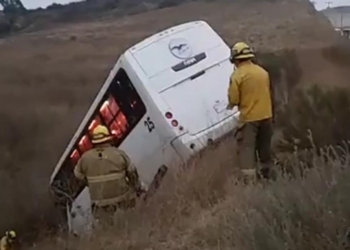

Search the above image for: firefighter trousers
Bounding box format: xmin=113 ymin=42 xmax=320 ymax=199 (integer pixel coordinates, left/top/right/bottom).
xmin=235 ymin=118 xmax=274 ymax=181
xmin=91 ymin=198 xmax=136 ymax=227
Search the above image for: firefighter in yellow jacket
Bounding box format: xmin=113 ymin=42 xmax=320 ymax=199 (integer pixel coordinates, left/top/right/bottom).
xmin=0 ymin=231 xmax=16 ymax=250
xmin=227 ymin=42 xmax=274 ymax=182
xmin=74 ymin=125 xmax=143 ymax=220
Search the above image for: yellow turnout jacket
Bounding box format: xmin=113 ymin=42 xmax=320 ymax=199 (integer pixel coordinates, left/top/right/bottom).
xmin=74 ymin=144 xmax=141 ymax=207
xmin=228 ymin=60 xmax=273 ymax=123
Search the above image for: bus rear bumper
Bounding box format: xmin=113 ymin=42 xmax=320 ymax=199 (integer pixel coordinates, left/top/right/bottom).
xmin=170 ymin=112 xmax=240 ymax=162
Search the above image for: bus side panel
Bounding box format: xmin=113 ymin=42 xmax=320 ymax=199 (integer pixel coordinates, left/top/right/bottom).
xmin=121 ymin=55 xmax=183 ymax=185
xmin=119 ymin=117 xmax=165 ymax=187
xmin=125 ymin=54 xmax=178 ymax=143
xmin=68 ymin=186 xmax=93 ymax=235
xmin=127 ymin=52 xmax=189 ymax=145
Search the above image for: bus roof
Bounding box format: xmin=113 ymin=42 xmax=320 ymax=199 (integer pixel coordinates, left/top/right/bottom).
xmin=128 ymin=20 xmax=207 ymax=54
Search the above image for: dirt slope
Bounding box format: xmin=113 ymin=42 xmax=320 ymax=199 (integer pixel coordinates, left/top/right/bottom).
xmin=0 ymin=0 xmax=346 ymax=235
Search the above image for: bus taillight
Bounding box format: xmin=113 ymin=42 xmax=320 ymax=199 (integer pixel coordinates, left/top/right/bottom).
xmin=165 ymin=112 xmax=173 ymax=119
xmin=171 ymin=119 xmax=179 ymax=127
xmin=166 ymin=112 xmax=181 ymax=129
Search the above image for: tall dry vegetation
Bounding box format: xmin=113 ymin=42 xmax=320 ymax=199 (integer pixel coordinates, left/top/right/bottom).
xmin=25 ymin=47 xmax=350 ymax=249
xmin=0 ymin=42 xmax=109 ymax=237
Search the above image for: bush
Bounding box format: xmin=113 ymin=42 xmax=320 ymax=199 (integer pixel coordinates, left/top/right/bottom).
xmin=276 ymin=85 xmax=350 ymax=152
xmin=256 ymin=49 xmax=303 ymax=108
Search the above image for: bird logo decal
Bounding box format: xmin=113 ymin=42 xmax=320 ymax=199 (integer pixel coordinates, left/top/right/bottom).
xmin=169 ymin=38 xmax=193 ymax=59
xmin=171 ymin=43 xmax=187 ymax=52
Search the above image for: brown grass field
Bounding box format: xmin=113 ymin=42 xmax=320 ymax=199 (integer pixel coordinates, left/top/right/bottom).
xmin=1 ymin=0 xmax=350 ymax=248
xmin=30 ymin=136 xmax=350 ymax=250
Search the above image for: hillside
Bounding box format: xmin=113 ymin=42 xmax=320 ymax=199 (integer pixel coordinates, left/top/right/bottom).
xmin=0 ymin=0 xmax=349 ymax=241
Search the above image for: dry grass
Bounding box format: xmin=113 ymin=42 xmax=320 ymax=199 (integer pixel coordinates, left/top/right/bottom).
xmin=28 ymin=119 xmax=350 ymax=250
xmin=25 ymin=50 xmax=350 ymax=248
xmin=0 ymin=0 xmax=350 ymax=246
xmin=23 ymin=75 xmax=350 ymax=249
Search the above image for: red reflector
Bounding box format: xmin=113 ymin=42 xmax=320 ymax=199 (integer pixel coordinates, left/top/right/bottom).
xmin=171 ymin=119 xmax=178 ymax=127
xmin=165 ymin=112 xmax=173 ymax=119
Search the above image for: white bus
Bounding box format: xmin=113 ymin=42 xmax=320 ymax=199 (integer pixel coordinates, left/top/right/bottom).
xmin=49 ymin=20 xmax=239 ymax=234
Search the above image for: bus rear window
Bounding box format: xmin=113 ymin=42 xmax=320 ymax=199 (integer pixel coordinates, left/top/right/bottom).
xmin=72 ymin=68 xmax=146 ymax=156
xmin=88 ymin=115 xmax=103 ymax=137
xmin=78 ymin=135 xmax=92 ymax=153
xmin=97 ymin=68 xmax=146 ymax=145
xmin=70 ymin=149 xmax=80 ymax=165
xmin=109 ymin=112 xmax=128 ymax=138
xmin=108 ymin=96 xmax=120 ymax=115
xmin=99 ymin=96 xmax=120 ymax=125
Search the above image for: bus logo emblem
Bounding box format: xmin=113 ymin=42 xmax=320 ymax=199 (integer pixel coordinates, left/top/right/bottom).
xmin=168 ymin=38 xmax=193 ymax=59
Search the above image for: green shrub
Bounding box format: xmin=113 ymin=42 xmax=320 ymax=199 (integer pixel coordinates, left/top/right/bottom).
xmin=254 ymin=49 xmax=350 ymax=154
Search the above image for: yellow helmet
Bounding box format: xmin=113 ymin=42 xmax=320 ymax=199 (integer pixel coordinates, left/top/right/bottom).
xmin=6 ymin=230 xmax=16 ymax=240
xmin=91 ymin=125 xmax=113 ymax=144
xmin=231 ymin=42 xmax=255 ymax=60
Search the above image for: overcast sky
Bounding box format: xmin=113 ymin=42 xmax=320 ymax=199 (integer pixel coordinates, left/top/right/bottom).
xmin=313 ymin=0 xmax=350 ymax=9
xmin=15 ymin=0 xmax=350 ymax=10
xmin=21 ymin=0 xmax=78 ymax=9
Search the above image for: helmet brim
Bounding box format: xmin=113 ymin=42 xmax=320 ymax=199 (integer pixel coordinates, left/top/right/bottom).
xmin=234 ymin=53 xmax=255 ymax=60
xmin=91 ymin=135 xmax=114 ymax=144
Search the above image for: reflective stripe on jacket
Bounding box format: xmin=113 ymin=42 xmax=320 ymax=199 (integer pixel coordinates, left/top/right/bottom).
xmin=74 ymin=145 xmax=139 ymax=207
xmin=228 ymin=60 xmax=273 ymax=122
